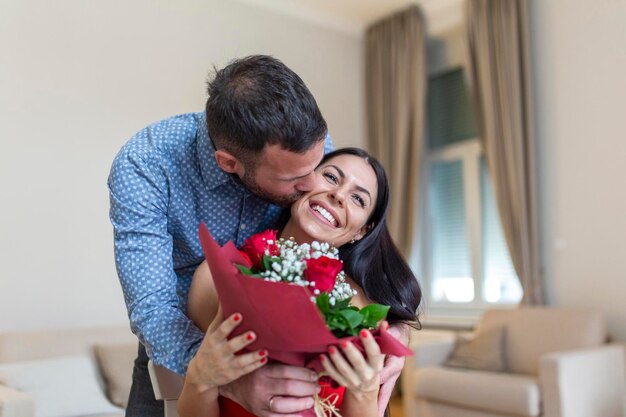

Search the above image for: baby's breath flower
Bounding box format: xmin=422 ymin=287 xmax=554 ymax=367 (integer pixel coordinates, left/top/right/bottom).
xmin=246 ymin=236 xmax=357 ymax=305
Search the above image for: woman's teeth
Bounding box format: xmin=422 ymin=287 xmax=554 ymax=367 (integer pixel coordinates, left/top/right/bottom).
xmin=312 ymin=204 xmax=337 ymax=226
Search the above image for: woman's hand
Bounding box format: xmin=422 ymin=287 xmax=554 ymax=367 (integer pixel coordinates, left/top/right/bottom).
xmin=186 ymin=311 xmax=268 ymax=392
xmin=178 ymin=310 xmax=269 ymax=417
xmin=319 ymin=322 xmax=386 ymax=399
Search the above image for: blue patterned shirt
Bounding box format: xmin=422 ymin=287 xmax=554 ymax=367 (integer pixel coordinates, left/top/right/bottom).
xmin=108 ymin=112 xmax=332 ymax=374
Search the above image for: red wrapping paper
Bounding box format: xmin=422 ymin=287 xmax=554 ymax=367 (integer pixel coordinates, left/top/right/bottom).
xmin=198 ymin=222 xmax=413 ymax=371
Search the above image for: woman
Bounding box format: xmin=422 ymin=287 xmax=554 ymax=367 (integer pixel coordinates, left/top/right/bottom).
xmin=180 ymin=148 xmax=422 ymax=417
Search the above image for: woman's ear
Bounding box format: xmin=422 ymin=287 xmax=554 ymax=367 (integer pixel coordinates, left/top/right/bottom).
xmin=353 ymin=224 xmax=372 ymax=242
xmin=214 ymin=150 xmax=244 ymax=175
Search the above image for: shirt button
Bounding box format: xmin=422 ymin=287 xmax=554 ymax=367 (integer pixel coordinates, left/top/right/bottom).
xmin=240 ymin=224 xmax=246 ymax=230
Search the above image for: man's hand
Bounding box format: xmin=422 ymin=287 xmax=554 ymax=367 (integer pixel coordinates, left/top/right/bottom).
xmin=377 ymin=323 xmax=410 ymax=417
xmin=219 ymin=363 xmax=320 ymax=417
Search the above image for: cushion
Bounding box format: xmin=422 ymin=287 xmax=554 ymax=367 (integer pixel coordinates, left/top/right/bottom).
xmin=414 ymin=366 xmax=540 ymax=416
xmin=444 ymin=326 xmax=505 ymax=372
xmin=0 ymin=355 xmax=123 ymax=417
xmin=93 ymin=343 xmax=136 ymax=407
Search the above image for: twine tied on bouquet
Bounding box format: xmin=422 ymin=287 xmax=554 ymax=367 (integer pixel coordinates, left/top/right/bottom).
xmin=313 ymin=391 xmax=341 ymax=417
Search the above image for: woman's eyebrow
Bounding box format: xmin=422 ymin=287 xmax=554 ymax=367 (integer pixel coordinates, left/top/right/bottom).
xmin=357 ymin=186 xmax=371 ymax=200
xmin=326 ymin=164 xmax=371 ymax=200
xmin=326 ymin=164 xmax=345 ymax=178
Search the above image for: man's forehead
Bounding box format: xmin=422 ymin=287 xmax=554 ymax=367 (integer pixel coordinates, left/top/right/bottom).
xmin=260 ymin=142 xmax=325 ymax=177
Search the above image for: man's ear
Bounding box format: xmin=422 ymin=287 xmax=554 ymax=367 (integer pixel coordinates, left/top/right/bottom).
xmin=214 ymin=150 xmax=244 ymax=176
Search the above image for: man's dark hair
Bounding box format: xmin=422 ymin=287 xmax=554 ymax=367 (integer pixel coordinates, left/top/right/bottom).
xmin=206 ymin=55 xmax=327 ymax=156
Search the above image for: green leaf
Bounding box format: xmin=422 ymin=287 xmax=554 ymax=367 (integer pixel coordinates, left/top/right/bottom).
xmin=328 ymin=316 xmax=348 ymax=331
xmin=339 ymin=309 xmax=363 ymax=329
xmin=360 ymin=304 xmax=390 ymax=328
xmin=316 ymin=295 xmax=391 ymax=337
xmin=262 ymin=255 xmax=273 ymax=271
xmin=316 ymin=293 xmax=331 ymax=315
xmin=235 ymin=264 xmax=258 ymax=276
xmin=334 ymin=298 xmax=352 ymax=310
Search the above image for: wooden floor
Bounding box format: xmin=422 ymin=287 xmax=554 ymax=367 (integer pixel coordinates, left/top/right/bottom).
xmin=389 ymin=395 xmax=404 ymax=417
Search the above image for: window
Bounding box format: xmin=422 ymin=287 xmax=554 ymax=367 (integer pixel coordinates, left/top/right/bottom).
xmin=420 ymin=68 xmax=522 ymax=324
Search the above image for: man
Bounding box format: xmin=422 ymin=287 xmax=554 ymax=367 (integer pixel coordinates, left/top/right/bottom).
xmin=109 ymin=55 xmax=404 ymax=417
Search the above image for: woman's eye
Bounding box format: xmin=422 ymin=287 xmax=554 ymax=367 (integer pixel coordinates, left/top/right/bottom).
xmin=353 ymin=194 xmax=365 ymax=208
xmin=323 ymin=172 xmax=338 ymax=184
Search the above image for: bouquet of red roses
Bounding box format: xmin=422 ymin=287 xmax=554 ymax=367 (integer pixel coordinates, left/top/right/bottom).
xmin=198 ymin=223 xmax=412 ymax=368
xmin=236 ymin=229 xmax=391 ymax=339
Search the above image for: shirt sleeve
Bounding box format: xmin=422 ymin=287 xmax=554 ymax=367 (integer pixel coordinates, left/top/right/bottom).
xmin=108 ymin=145 xmax=203 ymax=375
xmin=324 ymin=132 xmax=334 ymax=154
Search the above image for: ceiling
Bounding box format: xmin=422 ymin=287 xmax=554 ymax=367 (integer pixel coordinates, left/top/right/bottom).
xmin=235 ymin=0 xmax=464 ymax=36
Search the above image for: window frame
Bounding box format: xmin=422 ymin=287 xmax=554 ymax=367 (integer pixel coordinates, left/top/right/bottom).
xmin=420 ymin=139 xmax=519 ymax=326
xmin=413 ymin=24 xmax=519 ymax=327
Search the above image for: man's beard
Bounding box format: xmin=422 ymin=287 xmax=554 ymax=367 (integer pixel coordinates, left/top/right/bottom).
xmin=241 ymin=171 xmax=304 ymax=207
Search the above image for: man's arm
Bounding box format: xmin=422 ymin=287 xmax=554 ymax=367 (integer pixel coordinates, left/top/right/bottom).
xmin=323 ymin=132 xmax=334 ymax=154
xmin=109 ymin=146 xmax=203 ymax=374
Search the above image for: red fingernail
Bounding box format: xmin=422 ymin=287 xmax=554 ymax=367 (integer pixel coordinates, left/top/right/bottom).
xmin=319 ymin=355 xmax=325 ymax=362
xmin=360 ymin=330 xmax=369 ymax=338
xmin=246 ymin=332 xmax=255 ymax=341
xmin=260 ymin=357 xmax=267 ymax=364
xmin=340 ymin=341 xmax=349 ymax=349
xmin=329 ymin=346 xmax=337 ymax=354
xmin=259 ymin=350 xmax=267 ymax=357
xmin=233 ymin=313 xmax=241 ymax=322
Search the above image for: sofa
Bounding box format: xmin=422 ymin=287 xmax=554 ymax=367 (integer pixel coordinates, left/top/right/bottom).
xmin=0 ymin=326 xmax=137 ymax=417
xmin=402 ymin=307 xmax=626 ymax=417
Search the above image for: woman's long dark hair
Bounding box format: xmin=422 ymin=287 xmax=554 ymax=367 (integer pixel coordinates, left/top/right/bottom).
xmin=321 ymin=148 xmax=422 ymax=329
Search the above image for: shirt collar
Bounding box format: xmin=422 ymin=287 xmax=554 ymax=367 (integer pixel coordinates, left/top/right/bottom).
xmin=196 ymin=112 xmax=233 ymax=190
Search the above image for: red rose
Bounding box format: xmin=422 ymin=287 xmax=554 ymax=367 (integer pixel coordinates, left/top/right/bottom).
xmin=241 ymin=230 xmax=279 ymax=270
xmin=304 ymin=256 xmax=343 ymax=293
xmin=237 ymin=250 xmax=253 ymax=268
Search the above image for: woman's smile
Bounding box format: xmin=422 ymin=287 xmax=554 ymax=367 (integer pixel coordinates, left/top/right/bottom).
xmin=309 ymin=200 xmax=340 ymax=228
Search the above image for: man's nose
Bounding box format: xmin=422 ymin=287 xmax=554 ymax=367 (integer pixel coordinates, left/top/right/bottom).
xmin=294 ymin=172 xmax=316 ymax=192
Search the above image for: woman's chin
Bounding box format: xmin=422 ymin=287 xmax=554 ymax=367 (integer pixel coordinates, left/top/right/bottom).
xmin=304 ymin=228 xmax=350 ymax=248
xmin=302 ymin=225 xmax=331 ymax=243
xmin=297 ymin=212 xmax=346 ymax=246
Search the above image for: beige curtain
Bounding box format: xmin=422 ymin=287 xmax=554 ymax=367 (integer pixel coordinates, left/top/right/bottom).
xmin=466 ymin=0 xmax=545 ymax=304
xmin=365 ymin=6 xmax=427 ymax=257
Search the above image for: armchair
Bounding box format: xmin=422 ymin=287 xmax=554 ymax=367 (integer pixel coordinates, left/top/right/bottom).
xmin=148 ymin=360 xmax=182 ymax=417
xmin=401 ymin=307 xmax=626 ymax=417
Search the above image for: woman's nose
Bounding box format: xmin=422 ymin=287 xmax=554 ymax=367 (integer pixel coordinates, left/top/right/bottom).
xmin=329 ymin=189 xmax=345 ymax=206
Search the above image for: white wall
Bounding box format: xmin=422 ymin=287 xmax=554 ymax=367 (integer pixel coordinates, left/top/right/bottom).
xmin=0 ymin=0 xmax=364 ymax=332
xmin=530 ymin=0 xmax=626 ymax=341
